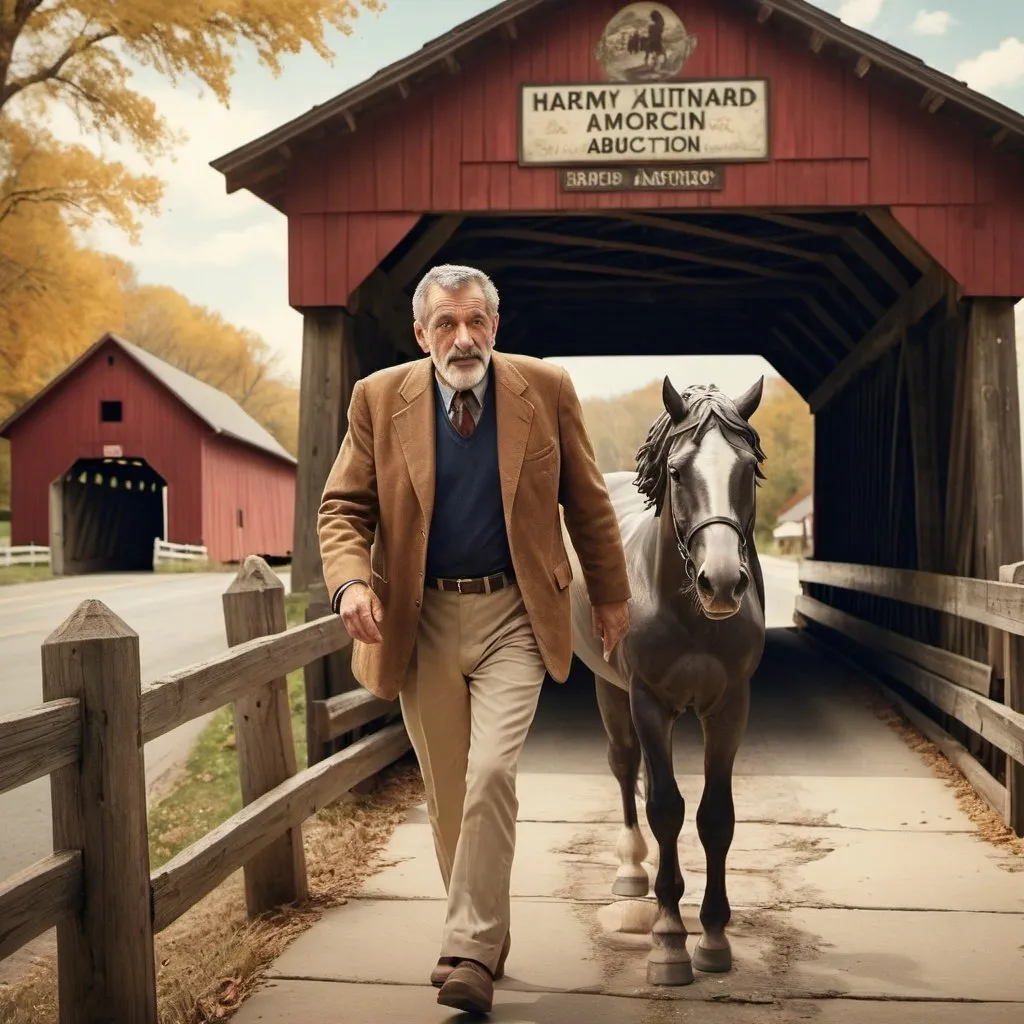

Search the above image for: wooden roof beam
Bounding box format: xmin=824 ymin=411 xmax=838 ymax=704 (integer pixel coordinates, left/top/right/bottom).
xmin=388 ymin=215 xmax=464 ymax=290
xmin=810 ymin=30 xmax=827 ymax=54
xmin=501 ymin=18 xmax=518 ymax=40
xmin=855 ymin=55 xmax=872 ymax=78
xmin=349 ymin=270 xmax=419 ymax=357
xmin=456 ymin=226 xmax=810 ymax=280
xmin=756 ymin=2 xmax=774 ymax=23
xmin=779 ymin=310 xmax=846 ymax=370
xmin=808 ymin=270 xmax=955 ymax=412
xmin=861 ymin=209 xmax=935 ymax=277
xmin=772 ymin=325 xmax=833 ymax=378
xmin=472 ymin=257 xmax=822 ymax=288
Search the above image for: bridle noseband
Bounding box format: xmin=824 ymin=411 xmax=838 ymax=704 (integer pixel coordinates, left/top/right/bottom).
xmin=672 ymin=513 xmax=748 ymax=578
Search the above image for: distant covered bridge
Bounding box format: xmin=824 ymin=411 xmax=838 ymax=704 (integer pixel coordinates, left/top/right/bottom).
xmin=212 ymin=0 xmax=1024 ymax=832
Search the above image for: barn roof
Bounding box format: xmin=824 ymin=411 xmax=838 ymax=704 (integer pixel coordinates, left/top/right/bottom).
xmin=0 ymin=333 xmax=297 ymax=466
xmin=211 ymin=0 xmax=1024 ymax=208
xmin=777 ymin=491 xmax=814 ymax=523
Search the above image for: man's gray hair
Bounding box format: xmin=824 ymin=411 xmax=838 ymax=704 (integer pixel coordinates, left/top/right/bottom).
xmin=412 ymin=264 xmax=500 ymax=324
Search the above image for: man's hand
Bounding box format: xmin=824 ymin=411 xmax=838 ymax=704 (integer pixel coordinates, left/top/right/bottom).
xmin=339 ymin=583 xmax=383 ymax=644
xmin=591 ymin=600 xmax=630 ymax=661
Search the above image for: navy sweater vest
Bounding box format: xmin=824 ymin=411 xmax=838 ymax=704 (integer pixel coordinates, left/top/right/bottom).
xmin=425 ymin=380 xmax=512 ymax=580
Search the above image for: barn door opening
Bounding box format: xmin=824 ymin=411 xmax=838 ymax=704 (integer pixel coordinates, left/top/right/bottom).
xmin=54 ymin=456 xmax=167 ymax=575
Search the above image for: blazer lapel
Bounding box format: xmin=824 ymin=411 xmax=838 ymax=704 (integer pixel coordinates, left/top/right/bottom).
xmin=492 ymin=353 xmax=534 ymax=529
xmin=392 ymin=359 xmax=436 ymax=527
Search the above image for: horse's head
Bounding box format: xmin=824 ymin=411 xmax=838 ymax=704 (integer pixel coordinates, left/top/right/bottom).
xmin=635 ymin=376 xmax=766 ymax=619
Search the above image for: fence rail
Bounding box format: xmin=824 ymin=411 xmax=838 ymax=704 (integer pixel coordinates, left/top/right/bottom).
xmin=153 ymin=538 xmax=208 ymax=564
xmin=0 ymin=555 xmax=408 ymax=1023
xmin=0 ymin=544 xmax=50 ymax=567
xmin=798 ymin=558 xmax=1024 ymax=837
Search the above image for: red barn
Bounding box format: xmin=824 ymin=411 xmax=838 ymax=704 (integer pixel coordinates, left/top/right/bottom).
xmin=0 ymin=333 xmax=297 ymax=573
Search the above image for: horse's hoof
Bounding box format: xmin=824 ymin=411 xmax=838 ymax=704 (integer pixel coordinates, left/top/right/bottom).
xmin=646 ymin=958 xmax=694 ymax=986
xmin=693 ymin=939 xmax=732 ymax=973
xmin=612 ymin=874 xmax=649 ymax=897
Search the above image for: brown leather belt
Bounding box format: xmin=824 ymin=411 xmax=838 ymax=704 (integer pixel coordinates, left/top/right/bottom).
xmin=429 ymin=571 xmax=515 ymax=595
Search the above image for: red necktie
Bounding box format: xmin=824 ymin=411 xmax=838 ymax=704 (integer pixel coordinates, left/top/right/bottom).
xmin=452 ymin=391 xmax=477 ymax=438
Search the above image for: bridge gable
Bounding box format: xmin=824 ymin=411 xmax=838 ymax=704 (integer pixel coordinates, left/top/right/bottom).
xmin=270 ymin=0 xmax=1023 ymax=303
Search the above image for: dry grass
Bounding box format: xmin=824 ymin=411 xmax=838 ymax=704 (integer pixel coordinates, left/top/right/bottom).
xmin=868 ymin=694 xmax=1024 ymax=859
xmin=0 ymin=756 xmax=425 ymax=1024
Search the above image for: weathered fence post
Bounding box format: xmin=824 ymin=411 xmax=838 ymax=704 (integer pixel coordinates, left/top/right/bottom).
xmin=999 ymin=561 xmax=1024 ymax=836
xmin=223 ymin=556 xmax=309 ymax=916
xmin=41 ymin=600 xmax=157 ymax=1024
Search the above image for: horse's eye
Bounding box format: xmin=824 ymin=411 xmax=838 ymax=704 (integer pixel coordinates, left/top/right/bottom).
xmin=668 ymin=466 xmax=679 ymax=481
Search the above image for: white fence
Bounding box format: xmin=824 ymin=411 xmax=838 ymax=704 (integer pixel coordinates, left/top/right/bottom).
xmin=0 ymin=544 xmax=50 ymax=567
xmin=153 ymin=539 xmax=208 ymax=565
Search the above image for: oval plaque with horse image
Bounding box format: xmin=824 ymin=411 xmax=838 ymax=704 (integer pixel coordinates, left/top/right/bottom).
xmin=593 ymin=2 xmax=698 ymax=83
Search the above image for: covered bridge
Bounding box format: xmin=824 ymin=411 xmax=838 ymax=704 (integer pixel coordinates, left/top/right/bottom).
xmin=212 ymin=0 xmax=1024 ymax=832
xmin=0 ymin=332 xmax=297 ymax=572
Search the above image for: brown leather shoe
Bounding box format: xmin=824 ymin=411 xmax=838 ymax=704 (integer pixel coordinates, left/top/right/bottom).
xmin=436 ymin=960 xmax=493 ymax=1014
xmin=429 ymin=956 xmax=458 ymax=987
xmin=430 ymin=932 xmax=510 ymax=988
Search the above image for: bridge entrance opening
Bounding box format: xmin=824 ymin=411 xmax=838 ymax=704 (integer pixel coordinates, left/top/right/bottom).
xmin=50 ymin=456 xmax=167 ymax=575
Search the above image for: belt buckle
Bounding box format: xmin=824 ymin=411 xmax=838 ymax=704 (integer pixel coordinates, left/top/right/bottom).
xmin=455 ymin=577 xmax=468 ymax=594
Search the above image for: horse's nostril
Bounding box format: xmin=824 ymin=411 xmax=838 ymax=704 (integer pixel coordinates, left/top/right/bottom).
xmin=734 ymin=568 xmax=750 ymax=599
xmin=696 ymin=569 xmax=714 ymax=598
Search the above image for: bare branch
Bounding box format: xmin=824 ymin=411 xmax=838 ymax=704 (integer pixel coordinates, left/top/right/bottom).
xmin=0 ymin=28 xmax=117 ymax=107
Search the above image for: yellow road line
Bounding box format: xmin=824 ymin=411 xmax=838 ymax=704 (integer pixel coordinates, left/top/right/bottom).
xmin=0 ymin=580 xmax=153 ymax=612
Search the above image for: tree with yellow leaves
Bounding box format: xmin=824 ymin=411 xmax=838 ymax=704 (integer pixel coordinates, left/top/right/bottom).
xmin=0 ymin=0 xmax=384 ymax=232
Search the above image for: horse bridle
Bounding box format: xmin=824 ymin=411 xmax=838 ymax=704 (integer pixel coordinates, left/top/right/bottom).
xmin=671 ymin=512 xmax=749 ymax=579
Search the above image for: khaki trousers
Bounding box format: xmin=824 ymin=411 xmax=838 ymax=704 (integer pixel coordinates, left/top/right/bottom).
xmin=399 ymin=583 xmax=546 ymax=972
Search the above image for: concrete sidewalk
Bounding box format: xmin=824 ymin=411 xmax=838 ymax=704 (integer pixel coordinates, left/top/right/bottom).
xmin=234 ymin=773 xmax=1024 ymax=1022
xmin=233 ymin=632 xmax=1024 ymax=1022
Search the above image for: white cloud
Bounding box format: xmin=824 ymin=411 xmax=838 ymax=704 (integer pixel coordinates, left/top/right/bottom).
xmin=955 ymin=37 xmax=1024 ymax=93
xmin=88 ymin=217 xmax=286 ymax=269
xmin=911 ymin=9 xmax=953 ymax=35
xmin=838 ymin=0 xmax=884 ymax=29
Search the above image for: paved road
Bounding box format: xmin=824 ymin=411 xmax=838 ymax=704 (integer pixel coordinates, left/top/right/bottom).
xmin=0 ymin=568 xmax=290 ymax=883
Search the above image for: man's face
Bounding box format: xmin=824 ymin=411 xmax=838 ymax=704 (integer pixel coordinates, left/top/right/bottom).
xmin=414 ymin=283 xmax=499 ymax=391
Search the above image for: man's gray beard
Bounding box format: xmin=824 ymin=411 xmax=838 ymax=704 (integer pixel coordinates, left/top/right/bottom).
xmin=438 ymin=350 xmax=489 ymax=389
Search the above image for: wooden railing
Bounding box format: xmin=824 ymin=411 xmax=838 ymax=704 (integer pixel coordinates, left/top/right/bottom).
xmin=797 ymin=558 xmax=1024 ymax=838
xmin=0 ymin=555 xmax=409 ymax=1023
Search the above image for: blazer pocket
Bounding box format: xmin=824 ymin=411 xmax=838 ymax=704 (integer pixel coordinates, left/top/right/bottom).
xmin=523 ymin=441 xmax=557 ymax=463
xmin=553 ymin=559 xmax=573 ymax=590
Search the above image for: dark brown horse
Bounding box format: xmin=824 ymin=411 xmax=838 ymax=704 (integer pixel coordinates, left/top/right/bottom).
xmin=562 ymin=376 xmax=768 ymax=985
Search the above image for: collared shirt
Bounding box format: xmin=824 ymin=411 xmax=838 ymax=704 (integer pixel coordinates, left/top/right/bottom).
xmin=435 ymin=369 xmax=489 ymax=427
xmin=332 ymin=365 xmax=491 ymax=612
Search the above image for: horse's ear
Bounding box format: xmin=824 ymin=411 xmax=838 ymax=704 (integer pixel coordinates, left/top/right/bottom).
xmin=662 ymin=376 xmax=688 ymax=423
xmin=733 ymin=376 xmax=764 ymax=421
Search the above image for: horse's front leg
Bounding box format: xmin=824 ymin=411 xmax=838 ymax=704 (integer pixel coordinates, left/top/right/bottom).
xmin=630 ymin=679 xmax=692 ymax=986
xmin=693 ymin=685 xmax=750 ymax=973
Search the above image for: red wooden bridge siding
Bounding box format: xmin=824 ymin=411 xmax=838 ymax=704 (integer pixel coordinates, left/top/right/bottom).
xmin=5 ymin=337 xmax=296 ymax=563
xmin=284 ymin=0 xmax=1024 ymax=304
xmin=201 ymin=435 xmax=296 ymax=563
xmin=7 ymin=345 xmax=205 ymax=547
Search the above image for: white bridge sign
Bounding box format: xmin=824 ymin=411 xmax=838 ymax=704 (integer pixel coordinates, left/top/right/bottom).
xmin=519 ymin=80 xmax=769 ymax=166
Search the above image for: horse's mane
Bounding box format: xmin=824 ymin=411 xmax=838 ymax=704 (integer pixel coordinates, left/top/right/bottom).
xmin=634 ymin=384 xmax=767 ymax=516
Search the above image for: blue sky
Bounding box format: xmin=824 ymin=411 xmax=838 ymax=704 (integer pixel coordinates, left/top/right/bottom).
xmin=54 ymin=0 xmax=1024 ymax=398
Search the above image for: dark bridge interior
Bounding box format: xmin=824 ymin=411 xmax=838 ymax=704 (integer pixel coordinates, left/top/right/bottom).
xmin=381 ymin=210 xmax=926 ymax=399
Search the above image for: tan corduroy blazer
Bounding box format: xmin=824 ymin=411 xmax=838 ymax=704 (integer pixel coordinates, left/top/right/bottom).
xmin=317 ymin=351 xmax=631 ymax=701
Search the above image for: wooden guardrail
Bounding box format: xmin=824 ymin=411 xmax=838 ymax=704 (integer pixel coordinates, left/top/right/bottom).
xmin=0 ymin=555 xmax=409 ymax=1022
xmin=797 ymin=558 xmax=1024 ymax=838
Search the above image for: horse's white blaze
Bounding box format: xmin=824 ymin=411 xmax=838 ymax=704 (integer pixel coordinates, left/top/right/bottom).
xmin=690 ymin=428 xmax=740 ymax=524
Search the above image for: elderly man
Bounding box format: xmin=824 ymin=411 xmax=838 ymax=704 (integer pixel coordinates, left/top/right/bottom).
xmin=317 ymin=264 xmax=630 ymax=1015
